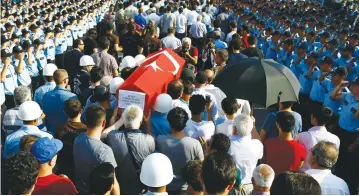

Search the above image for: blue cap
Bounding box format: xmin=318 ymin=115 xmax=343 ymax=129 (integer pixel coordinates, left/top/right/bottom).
xmin=30 ymin=137 xmax=63 ymax=164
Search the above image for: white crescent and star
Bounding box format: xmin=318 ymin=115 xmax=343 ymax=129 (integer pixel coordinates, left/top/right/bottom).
xmin=143 ymin=61 xmax=163 ymax=72
xmin=141 ymin=50 xmax=180 ymax=75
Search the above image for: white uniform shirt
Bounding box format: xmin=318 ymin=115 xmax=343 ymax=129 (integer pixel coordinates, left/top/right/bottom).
xmin=229 ymin=135 xmax=263 ymax=184
xmin=305 ymin=169 xmax=350 ymax=195
xmin=176 ymin=13 xmax=187 ymax=34
xmin=184 ymin=119 xmax=215 ymax=141
xmin=295 ymin=126 xmax=340 ymax=171
xmin=187 ymin=10 xmax=199 ymax=26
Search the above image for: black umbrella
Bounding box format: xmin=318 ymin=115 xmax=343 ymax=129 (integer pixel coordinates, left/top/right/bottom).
xmin=213 ymin=58 xmax=301 ymax=108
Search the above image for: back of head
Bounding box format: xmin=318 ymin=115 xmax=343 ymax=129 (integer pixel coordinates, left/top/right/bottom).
xmin=14 ymin=86 xmax=31 ymax=106
xmin=99 ymin=36 xmax=110 ymax=50
xmin=216 ymin=49 xmax=229 ymax=62
xmin=311 ymin=106 xmax=332 ymax=126
xmin=167 ymin=107 xmax=189 ymax=132
xmin=19 ymin=135 xmax=40 ymax=152
xmin=4 ymin=151 xmax=40 ymax=195
xmin=271 ymin=171 xmax=322 ymax=195
xmin=276 ymin=111 xmax=295 ymax=133
xmin=167 ymin=80 xmax=184 ymax=99
xmin=280 ymin=101 xmax=295 ymax=110
xmin=90 ymin=67 xmax=104 ymax=83
xmin=202 ymin=151 xmax=237 ymax=194
xmin=231 ymin=38 xmax=242 ymax=51
xmin=221 ymin=97 xmax=240 ymax=115
xmin=182 ymin=160 xmax=204 ymax=192
xmin=248 ymin=36 xmax=257 ymax=46
xmin=90 ymin=162 xmax=115 ymax=195
xmin=53 ymin=69 xmax=68 ymax=85
xmin=210 ymin=133 xmax=231 ymax=152
xmin=189 ymin=95 xmax=206 ymax=115
xmin=85 ymin=105 xmax=106 ymax=129
xmin=123 ymin=105 xmax=143 ymax=129
xmin=233 ymin=115 xmax=253 ymax=136
xmin=204 ymin=69 xmax=214 ymax=84
xmin=253 ymin=164 xmax=275 ymax=189
xmin=311 ymin=141 xmax=339 ymax=169
xmin=182 ymin=80 xmax=194 ymax=95
xmin=64 ymin=98 xmax=82 ymax=118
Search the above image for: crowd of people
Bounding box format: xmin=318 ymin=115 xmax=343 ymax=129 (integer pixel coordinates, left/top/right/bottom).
xmin=1 ymin=0 xmax=359 ymax=195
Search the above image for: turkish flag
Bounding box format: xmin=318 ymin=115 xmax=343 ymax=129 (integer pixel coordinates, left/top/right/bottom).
xmin=117 ymin=48 xmax=185 ymax=114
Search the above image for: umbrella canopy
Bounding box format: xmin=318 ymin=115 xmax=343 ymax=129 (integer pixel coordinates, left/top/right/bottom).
xmin=213 ymin=58 xmax=301 ymax=108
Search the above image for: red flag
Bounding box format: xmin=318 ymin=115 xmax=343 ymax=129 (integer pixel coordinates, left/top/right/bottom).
xmin=117 ymin=48 xmax=185 ymax=114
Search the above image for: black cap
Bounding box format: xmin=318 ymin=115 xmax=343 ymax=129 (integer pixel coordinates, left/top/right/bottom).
xmin=33 ymin=39 xmax=45 ymax=45
xmin=181 ymin=68 xmax=195 ymax=82
xmin=11 ymin=34 xmax=20 ymax=40
xmin=22 ymin=40 xmax=33 ymax=49
xmin=12 ymin=45 xmax=24 ymax=53
xmin=90 ymin=85 xmax=110 ymax=102
xmin=331 ymin=66 xmax=348 ymax=77
xmin=54 ymin=27 xmax=64 ymax=33
xmin=342 ymin=45 xmax=355 ymax=53
xmin=63 ymin=21 xmax=70 ymax=27
xmin=1 ymin=48 xmax=13 ymax=57
xmin=29 ymin=24 xmax=39 ymax=30
xmin=307 ymin=52 xmax=319 ymax=59
xmin=21 ymin=28 xmax=30 ymax=35
xmin=44 ymin=27 xmax=54 ymax=34
xmin=195 ymin=71 xmax=208 ymax=84
xmin=320 ymin=56 xmax=333 ymax=65
xmin=1 ymin=35 xmax=9 ymax=43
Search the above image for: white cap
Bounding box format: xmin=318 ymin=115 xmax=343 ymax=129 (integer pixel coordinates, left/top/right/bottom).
xmin=18 ymin=101 xmax=43 ymax=121
xmin=153 ymin=93 xmax=173 ymax=113
xmin=109 ymin=77 xmax=124 ymax=94
xmin=43 ymin=63 xmax=58 ymax=76
xmin=80 ymin=55 xmax=95 ymax=66
xmin=121 ymin=56 xmax=136 ymax=68
xmin=140 ymin=153 xmax=173 ymax=187
xmin=134 ymin=54 xmax=146 ymax=66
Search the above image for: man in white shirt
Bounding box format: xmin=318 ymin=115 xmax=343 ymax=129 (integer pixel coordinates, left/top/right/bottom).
xmin=305 ymin=141 xmax=350 ymax=195
xmin=186 ymin=9 xmax=199 ymax=27
xmin=175 ymin=7 xmax=187 ymax=41
xmin=229 ymin=114 xmax=263 ymax=195
xmin=146 ymin=8 xmax=160 ymax=25
xmin=215 ymin=97 xmax=240 ymax=137
xmin=201 ymin=7 xmax=211 ymax=27
xmin=167 ymin=80 xmax=191 ymax=118
xmin=124 ymin=0 xmax=138 ymax=19
xmin=295 ymin=106 xmax=340 ymax=171
xmin=184 ymin=94 xmax=215 ymax=141
xmin=189 ymin=15 xmax=207 ymax=52
xmin=161 ymin=27 xmax=182 ymax=50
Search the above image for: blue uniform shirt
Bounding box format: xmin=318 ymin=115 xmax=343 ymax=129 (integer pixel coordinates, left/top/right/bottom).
xmin=13 ymin=59 xmax=32 ymax=86
xmin=309 ymin=72 xmax=327 ymax=103
xmin=323 ymin=81 xmax=350 ymax=116
xmin=66 ymin=30 xmax=74 ymax=47
xmin=24 ymin=52 xmax=40 ymax=77
xmin=150 ymin=111 xmax=171 ymax=137
xmin=3 ymin=125 xmax=53 ymax=158
xmin=34 ymin=81 xmax=56 ymax=106
xmin=277 ymin=50 xmax=295 ymax=68
xmin=42 ymin=86 xmax=78 ymax=134
xmin=36 ymin=50 xmax=47 ymax=71
xmin=265 ymin=41 xmax=279 ymax=60
xmin=0 ymin=63 xmax=18 ymax=95
xmin=44 ymin=39 xmax=56 ymax=60
xmin=339 ymin=93 xmax=359 ymax=132
xmin=298 ymin=64 xmax=320 ymax=94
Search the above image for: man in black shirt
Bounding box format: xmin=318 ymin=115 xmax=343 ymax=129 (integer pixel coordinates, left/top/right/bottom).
xmin=242 ymin=36 xmax=264 ymax=58
xmin=81 ymin=66 xmax=104 ymax=106
xmin=84 ymin=28 xmax=98 ymax=56
xmin=73 ymin=55 xmax=94 ymax=101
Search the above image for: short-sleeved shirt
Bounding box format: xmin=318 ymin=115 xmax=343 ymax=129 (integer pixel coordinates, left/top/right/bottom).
xmin=264 ymin=138 xmax=306 ymax=176
xmin=215 ymin=119 xmax=234 ymax=137
xmin=151 ymin=111 xmax=171 ymax=137
xmin=156 ymin=135 xmax=204 ymax=191
xmin=339 ymin=93 xmax=359 ymax=132
xmin=33 ymin=174 xmax=78 ymax=195
xmin=73 ymin=132 xmax=117 ymax=194
xmin=0 ymin=63 xmax=18 ymax=95
xmin=91 ymin=50 xmax=119 ymax=77
xmin=161 ymin=35 xmax=182 ymax=50
xmin=176 ymin=14 xmax=187 ymax=34
xmin=261 ymin=111 xmax=302 ymax=139
xmin=184 ymin=119 xmax=215 ymax=141
xmin=106 ymin=129 xmax=155 ymax=195
xmin=160 ymin=13 xmax=176 ymax=34
xmin=106 ymin=34 xmax=120 ymax=56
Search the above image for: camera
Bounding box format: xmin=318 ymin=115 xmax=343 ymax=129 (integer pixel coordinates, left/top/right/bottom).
xmin=182 ymin=45 xmax=190 ymax=52
xmin=208 ymin=43 xmax=215 ymax=50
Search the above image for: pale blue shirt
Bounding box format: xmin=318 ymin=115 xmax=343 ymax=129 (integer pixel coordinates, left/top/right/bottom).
xmin=34 ymin=82 xmax=56 ymax=106
xmin=3 ymin=125 xmax=53 ymax=158
xmin=13 ymin=59 xmax=32 ymax=86
xmin=339 ymin=93 xmax=359 ymax=132
xmin=0 ymin=63 xmax=18 ymax=95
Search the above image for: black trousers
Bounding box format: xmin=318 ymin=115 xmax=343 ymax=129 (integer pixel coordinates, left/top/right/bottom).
xmin=333 ymin=126 xmax=359 ymax=194
xmin=175 ymin=32 xmax=186 ymax=41
xmin=191 ymin=37 xmax=205 ymax=54
xmin=31 ymin=76 xmax=41 ymax=94
xmin=294 ymin=94 xmax=311 ymax=131
xmin=55 ymin=53 xmax=65 ymax=69
xmin=5 ymin=94 xmax=15 ymax=109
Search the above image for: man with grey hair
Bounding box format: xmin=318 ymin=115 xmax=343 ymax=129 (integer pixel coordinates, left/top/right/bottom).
xmin=3 ymin=86 xmax=47 ymax=136
xmin=228 ymin=115 xmax=263 ymax=195
xmin=252 ymin=164 xmax=275 ymax=195
xmin=305 ymin=141 xmax=350 ymax=195
xmin=107 ymin=105 xmax=155 ymax=194
xmin=175 ymin=37 xmax=198 ymax=65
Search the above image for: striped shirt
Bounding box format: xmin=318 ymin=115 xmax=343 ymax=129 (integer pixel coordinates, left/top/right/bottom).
xmin=3 ymin=107 xmax=48 ymax=136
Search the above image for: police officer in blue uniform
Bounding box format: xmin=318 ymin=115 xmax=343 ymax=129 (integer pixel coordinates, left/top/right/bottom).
xmin=43 ymin=27 xmax=56 ymax=63
xmin=54 ymin=27 xmax=66 ymax=69
xmin=0 ymin=49 xmax=18 ymax=109
xmin=22 ymin=40 xmax=40 ymax=92
xmin=12 ymin=45 xmax=32 ymax=88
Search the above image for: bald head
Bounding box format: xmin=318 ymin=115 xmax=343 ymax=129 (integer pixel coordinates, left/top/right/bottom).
xmin=197 ymin=15 xmax=203 ymax=22
xmin=204 ymin=69 xmax=214 ymax=84
xmin=253 ymin=164 xmax=275 ymax=189
xmin=54 ymin=69 xmax=69 ymax=86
